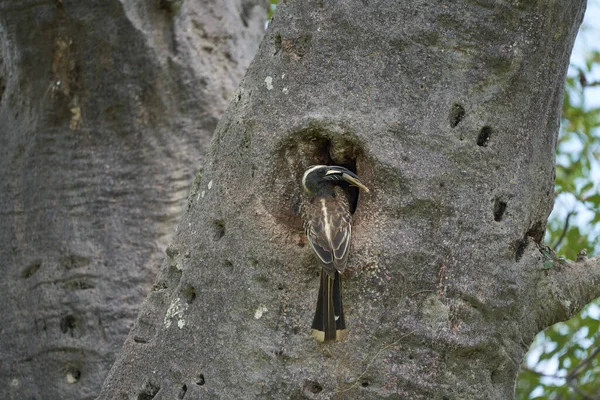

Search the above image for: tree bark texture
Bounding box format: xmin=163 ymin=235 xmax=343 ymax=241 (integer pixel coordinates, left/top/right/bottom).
xmin=99 ymin=1 xmax=595 ymax=399
xmin=0 ymin=1 xmax=265 ymax=399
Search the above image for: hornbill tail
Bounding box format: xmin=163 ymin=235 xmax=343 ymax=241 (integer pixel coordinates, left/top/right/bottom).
xmin=311 ymin=270 xmax=346 ymax=342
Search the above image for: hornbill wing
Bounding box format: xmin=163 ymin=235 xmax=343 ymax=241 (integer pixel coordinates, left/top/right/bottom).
xmin=305 ymin=205 xmax=334 ymax=267
xmin=330 ymin=200 xmax=351 ymax=266
xmin=304 ymin=191 xmax=352 ymax=274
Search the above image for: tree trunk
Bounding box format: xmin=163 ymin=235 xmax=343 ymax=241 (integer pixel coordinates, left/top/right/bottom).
xmin=0 ymin=1 xmax=265 ymax=399
xmin=99 ymin=1 xmax=599 ymax=399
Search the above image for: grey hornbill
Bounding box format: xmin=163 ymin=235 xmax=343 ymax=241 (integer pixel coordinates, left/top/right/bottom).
xmin=301 ymin=165 xmax=369 ymax=342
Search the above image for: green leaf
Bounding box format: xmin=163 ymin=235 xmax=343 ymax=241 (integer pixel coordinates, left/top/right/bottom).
xmin=583 ymin=193 xmax=600 ymax=206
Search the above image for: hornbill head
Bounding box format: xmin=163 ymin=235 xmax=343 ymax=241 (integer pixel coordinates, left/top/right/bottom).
xmin=302 ymin=165 xmax=370 ymax=195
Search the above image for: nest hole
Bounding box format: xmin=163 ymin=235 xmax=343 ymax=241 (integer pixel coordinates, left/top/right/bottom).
xmin=268 ymin=128 xmax=370 ymax=232
xmin=449 ymin=103 xmax=465 ymax=128
xmin=22 ymin=261 xmax=42 ymax=279
xmin=477 ymin=126 xmax=492 ymax=147
xmin=514 ymin=239 xmax=527 ymax=262
xmin=213 ymin=220 xmax=225 ymax=241
xmin=60 ymin=315 xmax=77 ymax=337
xmin=182 ymin=285 xmax=197 ymax=304
xmin=493 ymin=198 xmax=507 ymax=221
xmin=178 ymin=384 xmax=187 ymax=399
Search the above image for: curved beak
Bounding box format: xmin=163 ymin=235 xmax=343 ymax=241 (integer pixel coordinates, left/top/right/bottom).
xmin=325 ymin=166 xmax=370 ymax=193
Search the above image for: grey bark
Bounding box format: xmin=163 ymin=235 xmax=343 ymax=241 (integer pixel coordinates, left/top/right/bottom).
xmin=0 ymin=1 xmax=265 ymax=399
xmin=98 ymin=1 xmax=594 ymax=399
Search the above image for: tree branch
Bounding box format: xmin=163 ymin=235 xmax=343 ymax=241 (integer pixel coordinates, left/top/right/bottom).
xmin=521 ymin=348 xmax=600 ymax=400
xmin=542 ymin=254 xmax=600 ymax=326
xmin=568 ymin=383 xmax=600 ymax=400
xmin=566 ymin=347 xmax=600 ymax=381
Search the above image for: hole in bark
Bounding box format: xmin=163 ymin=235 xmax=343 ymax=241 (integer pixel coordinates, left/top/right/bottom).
xmin=65 ymin=368 xmax=81 ymax=383
xmin=477 ymin=126 xmax=492 ymax=147
xmin=166 ymin=245 xmax=179 ymax=259
xmin=307 ymin=381 xmax=323 ymax=393
xmin=514 ymin=239 xmax=527 ymax=262
xmin=152 ymin=281 xmax=168 ymax=291
xmin=293 ymin=326 xmax=300 ymax=334
xmin=213 ymin=220 xmax=225 ymax=240
xmin=178 ymin=384 xmax=187 ymax=399
xmin=493 ymin=198 xmax=507 ymax=221
xmin=269 ymin=127 xmax=369 ymax=233
xmin=137 ymin=381 xmax=160 ymax=400
xmin=133 ymin=336 xmax=149 ymax=344
xmin=196 ymin=374 xmax=205 ymax=386
xmin=277 ymin=284 xmax=284 ymax=290
xmin=449 ymin=104 xmax=465 ymax=128
xmin=361 ymin=379 xmax=370 ymax=387
xmin=60 ymin=315 xmax=77 ymax=337
xmin=22 ymin=261 xmax=42 ymax=279
xmin=182 ymin=285 xmax=197 ymax=304
xmin=273 ymin=33 xmax=282 ymax=54
xmin=527 ymin=221 xmax=545 ymax=243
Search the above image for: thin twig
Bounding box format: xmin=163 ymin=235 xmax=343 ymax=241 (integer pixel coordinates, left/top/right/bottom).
xmin=552 ymin=211 xmax=575 ymax=251
xmin=520 ymin=366 xmax=564 ymax=380
xmin=566 ymin=346 xmax=600 ymax=381
xmin=335 ymin=330 xmax=416 ymax=393
xmin=522 ymin=347 xmax=600 ymax=400
xmin=567 ymin=382 xmax=600 ymax=400
xmin=409 ymin=289 xmax=435 ymax=297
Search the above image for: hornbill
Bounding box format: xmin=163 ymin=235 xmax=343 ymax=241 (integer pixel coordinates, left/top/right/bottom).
xmin=301 ymin=165 xmax=369 ymax=342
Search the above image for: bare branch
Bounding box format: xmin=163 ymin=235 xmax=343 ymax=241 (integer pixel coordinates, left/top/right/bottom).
xmin=542 ymin=254 xmax=600 ymax=326
xmin=552 ymin=211 xmax=575 ymax=251
xmin=567 ymin=383 xmax=600 ymax=400
xmin=566 ymin=347 xmax=600 ymax=381
xmin=521 ymin=348 xmax=600 ymax=400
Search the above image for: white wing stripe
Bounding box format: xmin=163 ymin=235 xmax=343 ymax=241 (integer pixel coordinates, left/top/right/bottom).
xmin=320 ymin=199 xmax=332 ymax=245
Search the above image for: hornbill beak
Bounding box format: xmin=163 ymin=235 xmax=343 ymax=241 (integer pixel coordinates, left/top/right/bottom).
xmin=325 ymin=166 xmax=370 ymax=193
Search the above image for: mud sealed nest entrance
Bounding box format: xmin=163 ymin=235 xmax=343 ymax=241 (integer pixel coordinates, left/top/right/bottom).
xmin=264 ymin=124 xmax=371 ymax=232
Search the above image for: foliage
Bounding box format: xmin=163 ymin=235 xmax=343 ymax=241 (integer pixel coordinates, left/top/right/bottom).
xmin=548 ymin=50 xmax=600 ymax=261
xmin=516 ymin=46 xmax=600 ymax=399
xmin=267 ymin=0 xmax=277 ymax=20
